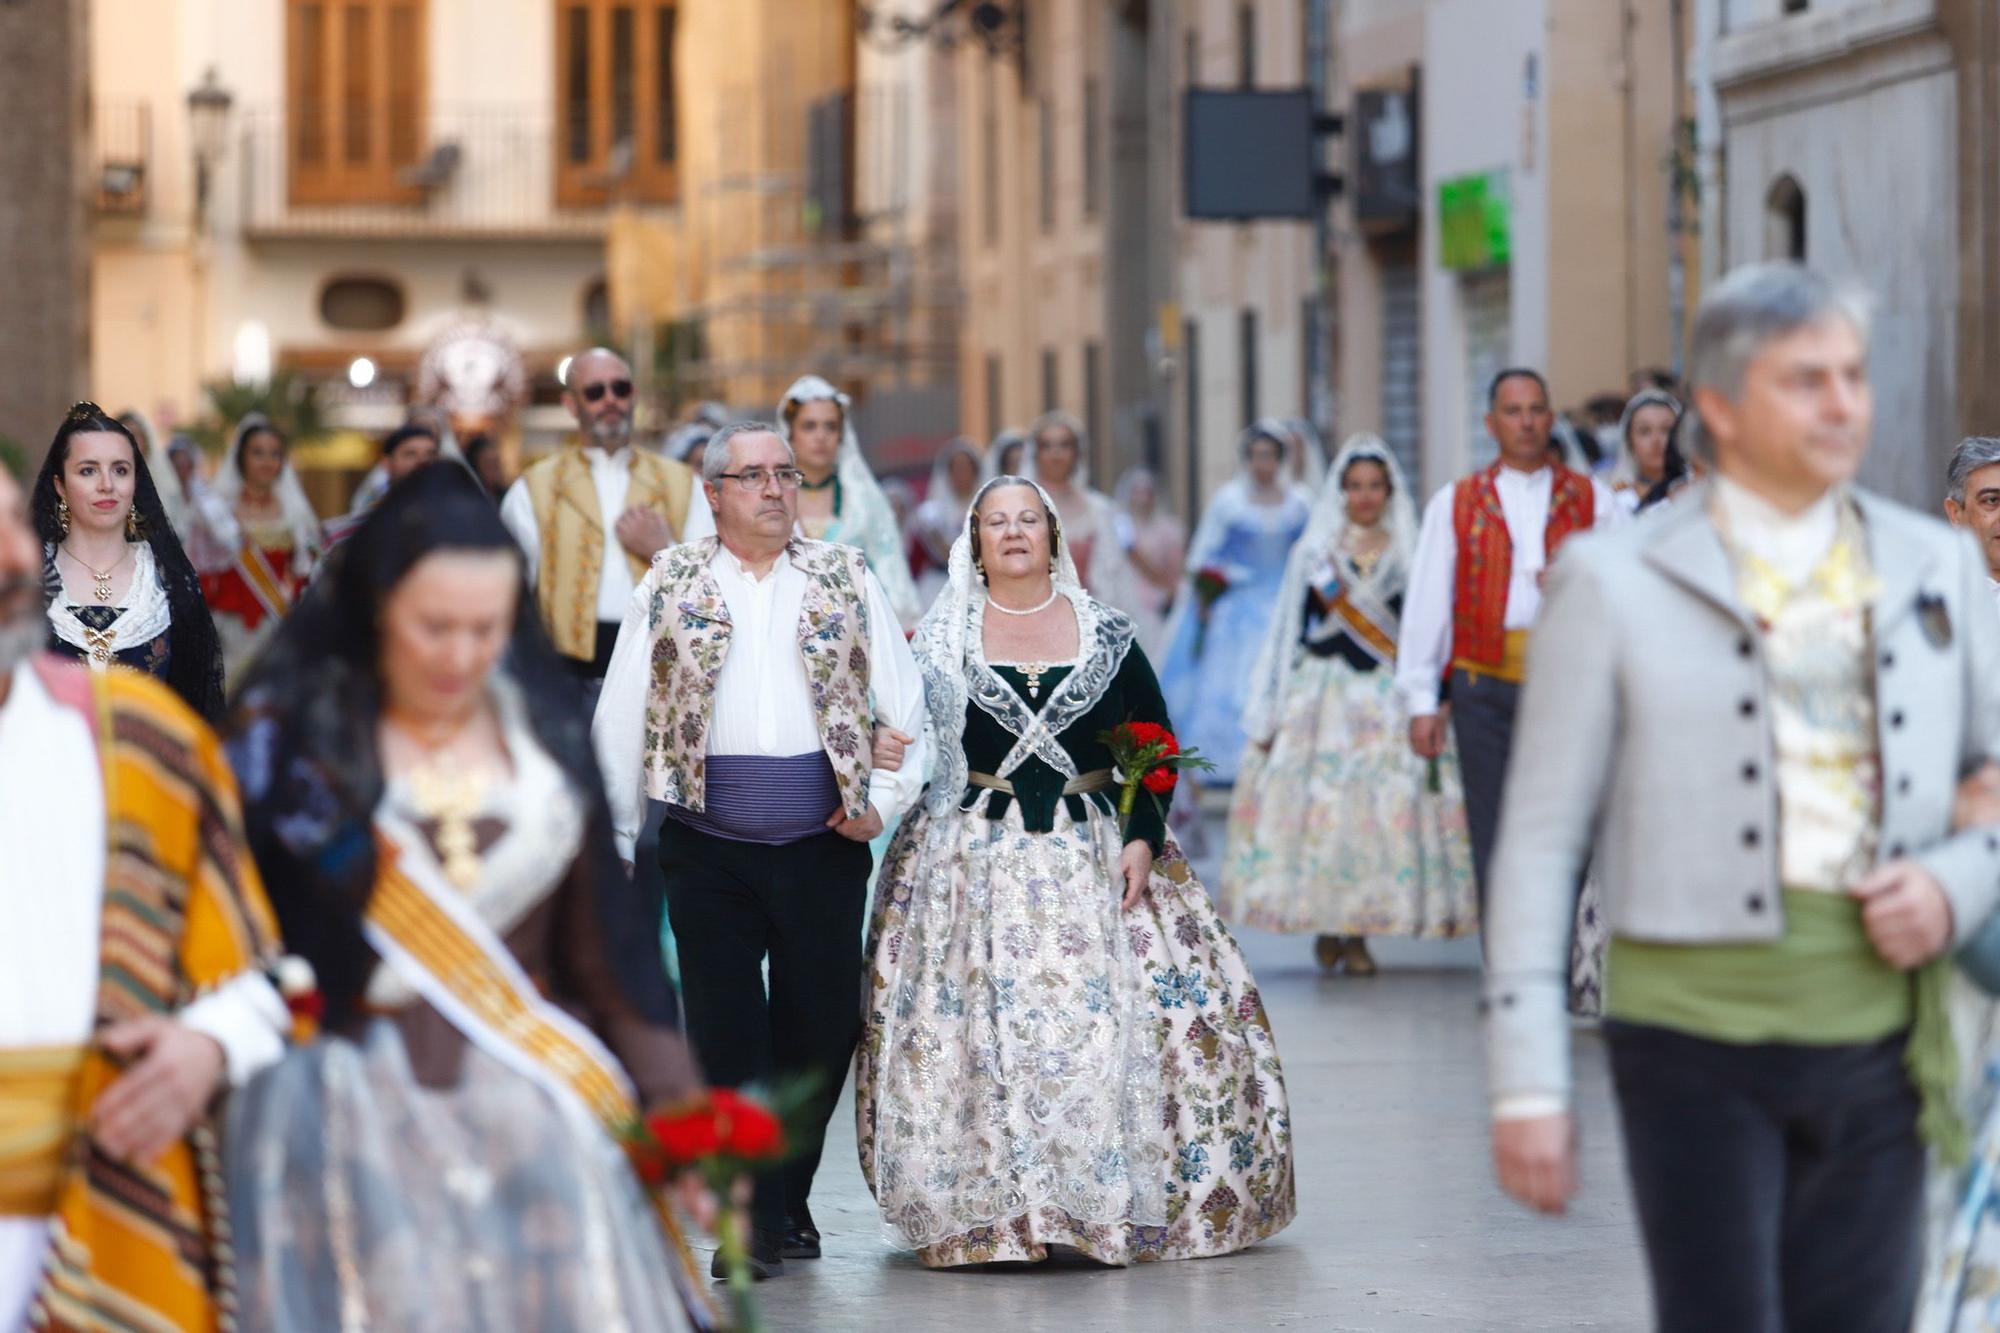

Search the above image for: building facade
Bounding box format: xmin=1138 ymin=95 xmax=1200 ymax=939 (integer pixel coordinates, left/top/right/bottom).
xmin=1332 ymin=0 xmax=1687 ymax=495
xmin=956 ymin=0 xmax=1320 ymax=518
xmin=1695 ymin=0 xmax=2000 ymax=507
xmin=89 ymin=0 xmax=673 ymax=496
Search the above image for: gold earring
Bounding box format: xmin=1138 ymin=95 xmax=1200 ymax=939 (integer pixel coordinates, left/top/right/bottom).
xmin=126 ymin=509 xmax=143 ymax=540
xmin=57 ymin=498 xmax=70 ymax=537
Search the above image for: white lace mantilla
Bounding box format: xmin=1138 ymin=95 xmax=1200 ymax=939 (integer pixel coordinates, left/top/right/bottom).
xmin=365 ymin=682 xmax=587 ymax=1008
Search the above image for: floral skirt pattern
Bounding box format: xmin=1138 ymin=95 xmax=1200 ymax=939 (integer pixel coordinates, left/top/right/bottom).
xmin=1218 ymin=655 xmax=1477 ymax=939
xmin=856 ymin=799 xmax=1295 ymax=1267
xmin=225 ymin=1021 xmax=699 ymax=1333
xmin=1917 ymin=1002 xmax=2000 ymax=1333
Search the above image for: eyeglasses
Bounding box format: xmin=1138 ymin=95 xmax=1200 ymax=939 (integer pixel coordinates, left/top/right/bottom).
xmin=579 ymin=379 xmax=634 ymax=403
xmin=715 ymin=467 xmax=806 ymax=491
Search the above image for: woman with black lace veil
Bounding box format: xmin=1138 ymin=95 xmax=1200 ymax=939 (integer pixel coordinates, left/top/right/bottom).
xmin=30 ymin=402 xmax=224 ymax=720
xmin=220 ymin=462 xmax=714 ymax=1333
xmin=855 ymin=474 xmax=1295 ymax=1268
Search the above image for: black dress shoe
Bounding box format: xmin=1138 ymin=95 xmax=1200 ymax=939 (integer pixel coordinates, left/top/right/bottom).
xmin=712 ymin=1229 xmax=785 ymax=1280
xmin=782 ymin=1225 xmax=822 ymax=1260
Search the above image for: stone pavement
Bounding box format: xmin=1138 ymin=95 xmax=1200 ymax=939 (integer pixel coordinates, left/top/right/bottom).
xmin=743 ymin=921 xmax=1652 ymax=1332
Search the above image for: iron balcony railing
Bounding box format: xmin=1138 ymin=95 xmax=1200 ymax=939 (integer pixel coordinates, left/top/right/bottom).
xmin=238 ymin=107 xmax=643 ymax=240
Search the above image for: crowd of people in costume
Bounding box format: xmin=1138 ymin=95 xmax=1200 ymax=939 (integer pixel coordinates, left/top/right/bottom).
xmin=19 ymin=256 xmax=2000 ymax=1331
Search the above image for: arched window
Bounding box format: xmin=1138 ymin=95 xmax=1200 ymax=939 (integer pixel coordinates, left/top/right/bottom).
xmin=319 ymin=275 xmax=406 ymax=331
xmin=1765 ymin=174 xmax=1806 ymax=262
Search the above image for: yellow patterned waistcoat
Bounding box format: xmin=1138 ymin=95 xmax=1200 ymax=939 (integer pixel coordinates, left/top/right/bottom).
xmin=523 ymin=444 xmax=697 ymax=662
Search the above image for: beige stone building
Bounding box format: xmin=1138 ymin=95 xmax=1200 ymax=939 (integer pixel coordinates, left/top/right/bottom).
xmin=605 ymin=1 xmax=965 ymax=466
xmin=956 ymin=0 xmax=1320 ymax=516
xmin=1331 ymin=0 xmax=1689 ymax=496
xmin=86 ymin=0 xmax=683 ymax=496
xmin=1694 ymin=0 xmax=2000 ymax=507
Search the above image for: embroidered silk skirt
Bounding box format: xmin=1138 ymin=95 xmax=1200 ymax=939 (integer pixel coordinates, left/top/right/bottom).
xmin=224 ymin=1020 xmax=700 ymax=1333
xmin=1219 ymin=654 xmax=1477 ymax=939
xmin=857 ymin=799 xmax=1295 ymax=1267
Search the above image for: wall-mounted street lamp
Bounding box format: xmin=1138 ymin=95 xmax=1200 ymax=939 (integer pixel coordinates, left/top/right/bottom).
xmin=857 ymin=1 xmax=1025 ymax=56
xmin=186 ymin=66 xmax=233 ymax=228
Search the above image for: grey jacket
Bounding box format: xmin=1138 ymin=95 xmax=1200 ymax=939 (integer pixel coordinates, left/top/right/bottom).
xmin=1484 ymin=484 xmax=2000 ymax=1103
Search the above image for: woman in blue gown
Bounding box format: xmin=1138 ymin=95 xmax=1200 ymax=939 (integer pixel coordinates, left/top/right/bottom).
xmin=1155 ymin=422 xmax=1310 ymax=785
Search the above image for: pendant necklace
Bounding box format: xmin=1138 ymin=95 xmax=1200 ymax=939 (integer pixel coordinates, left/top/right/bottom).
xmin=1017 ymin=662 xmax=1052 ymax=700
xmin=388 ymin=714 xmax=491 ymax=892
xmin=62 ymin=544 xmax=131 ymax=603
xmin=986 ymin=588 xmax=1060 ymax=617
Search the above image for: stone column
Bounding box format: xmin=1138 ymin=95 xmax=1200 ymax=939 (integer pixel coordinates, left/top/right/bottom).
xmin=0 ymin=0 xmax=90 ymax=469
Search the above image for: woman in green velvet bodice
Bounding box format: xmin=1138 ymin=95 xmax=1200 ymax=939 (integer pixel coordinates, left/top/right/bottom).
xmin=855 ymin=476 xmax=1295 ymax=1270
xmin=960 ymin=651 xmax=1170 ymax=852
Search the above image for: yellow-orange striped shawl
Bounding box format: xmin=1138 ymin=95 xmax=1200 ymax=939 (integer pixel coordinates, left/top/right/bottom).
xmin=23 ymin=656 xmax=279 ymax=1333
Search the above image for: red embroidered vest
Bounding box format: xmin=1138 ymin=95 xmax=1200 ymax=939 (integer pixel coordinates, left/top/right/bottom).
xmin=1450 ymin=463 xmax=1595 ymax=668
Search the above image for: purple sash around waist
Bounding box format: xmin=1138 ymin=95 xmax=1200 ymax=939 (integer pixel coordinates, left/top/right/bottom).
xmin=666 ymin=751 xmax=843 ymax=846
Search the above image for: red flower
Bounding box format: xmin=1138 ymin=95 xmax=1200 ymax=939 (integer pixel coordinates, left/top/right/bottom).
xmin=647 ymin=1106 xmax=723 ymax=1164
xmin=1121 ymin=721 xmax=1173 ymax=752
xmin=724 ymin=1105 xmax=785 ymax=1160
xmin=1142 ymin=766 xmax=1178 ymax=795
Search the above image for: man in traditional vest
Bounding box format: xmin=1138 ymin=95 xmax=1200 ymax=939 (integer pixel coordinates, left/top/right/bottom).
xmin=1396 ymin=367 xmax=1620 ymax=913
xmin=593 ymin=421 xmax=927 ymax=1278
xmin=0 ymin=462 xmax=291 ymax=1332
xmin=501 ymin=346 xmax=714 ymax=687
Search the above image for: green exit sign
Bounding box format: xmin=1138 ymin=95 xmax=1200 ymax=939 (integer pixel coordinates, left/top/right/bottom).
xmin=1439 ymin=170 xmax=1511 ymax=271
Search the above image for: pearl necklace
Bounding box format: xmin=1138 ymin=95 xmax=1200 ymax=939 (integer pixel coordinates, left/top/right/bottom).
xmin=985 ymin=588 xmax=1060 ymax=617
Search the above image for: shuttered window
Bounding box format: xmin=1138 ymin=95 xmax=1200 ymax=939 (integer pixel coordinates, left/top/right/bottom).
xmin=288 ymin=0 xmax=426 ymax=204
xmin=556 ymin=1 xmax=679 ymax=206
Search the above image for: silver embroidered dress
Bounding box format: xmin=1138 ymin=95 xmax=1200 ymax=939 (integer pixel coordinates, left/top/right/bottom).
xmin=855 ymin=482 xmax=1296 ymax=1267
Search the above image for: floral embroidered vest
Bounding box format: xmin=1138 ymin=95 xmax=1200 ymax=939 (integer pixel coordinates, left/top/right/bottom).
xmin=1450 ymin=462 xmax=1595 ymax=667
xmin=524 ymin=444 xmax=696 ymax=662
xmin=641 ymin=537 xmax=875 ymax=817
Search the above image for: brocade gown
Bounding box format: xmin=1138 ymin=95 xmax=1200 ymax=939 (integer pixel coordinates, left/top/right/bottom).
xmin=856 ymin=595 xmax=1296 ymax=1267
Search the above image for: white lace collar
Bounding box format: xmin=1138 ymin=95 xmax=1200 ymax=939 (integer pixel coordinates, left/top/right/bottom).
xmin=45 ymin=542 xmax=172 ymax=666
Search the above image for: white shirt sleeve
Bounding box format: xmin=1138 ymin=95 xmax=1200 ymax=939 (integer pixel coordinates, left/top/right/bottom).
xmin=680 ymin=484 xmax=716 ymax=543
xmin=500 ymin=478 xmax=541 ymax=589
xmin=1395 ymin=484 xmax=1459 ymax=716
xmin=177 ymin=971 xmax=289 ymax=1088
xmin=863 ymin=569 xmax=930 ymax=828
xmin=593 ymin=573 xmax=658 ymax=862
xmin=1591 ymin=478 xmax=1625 ymax=529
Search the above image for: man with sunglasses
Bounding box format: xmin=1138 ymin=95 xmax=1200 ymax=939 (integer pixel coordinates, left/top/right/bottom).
xmin=501 ymin=346 xmax=714 ymax=686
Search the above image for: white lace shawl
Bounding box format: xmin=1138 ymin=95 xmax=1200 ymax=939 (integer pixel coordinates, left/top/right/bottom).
xmin=777 ymin=374 xmax=923 ymax=628
xmin=365 ymin=677 xmax=588 ymax=1008
xmin=1239 ymin=434 xmax=1419 ymax=744
xmin=44 ymin=541 xmax=173 ymax=663
xmin=214 ymin=415 xmax=325 ymax=577
xmin=912 ymin=478 xmax=1137 ymax=817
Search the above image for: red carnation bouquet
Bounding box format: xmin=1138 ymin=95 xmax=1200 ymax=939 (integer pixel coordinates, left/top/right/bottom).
xmin=1191 ymin=565 xmax=1231 ymax=658
xmin=625 ymin=1084 xmax=811 ymax=1332
xmin=1100 ymin=720 xmax=1216 ymax=835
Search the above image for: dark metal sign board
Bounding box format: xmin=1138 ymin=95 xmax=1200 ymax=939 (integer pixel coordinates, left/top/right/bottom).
xmin=1183 ymin=89 xmax=1318 ymax=221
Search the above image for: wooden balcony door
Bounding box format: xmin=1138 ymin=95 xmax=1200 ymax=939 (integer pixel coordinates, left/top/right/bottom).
xmin=556 ymin=1 xmax=679 ymax=207
xmin=288 ymin=0 xmax=426 ymax=205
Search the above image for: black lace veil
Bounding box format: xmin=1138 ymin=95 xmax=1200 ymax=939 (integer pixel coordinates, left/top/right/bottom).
xmin=223 ymin=461 xmax=674 ymax=1029
xmin=30 ymin=402 xmax=226 ymax=720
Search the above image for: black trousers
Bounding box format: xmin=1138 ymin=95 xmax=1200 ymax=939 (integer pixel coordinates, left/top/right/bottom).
xmin=1447 ymin=666 xmax=1519 ymax=919
xmin=1605 ymin=1020 xmax=1925 ymax=1333
xmin=660 ymin=819 xmax=872 ymax=1236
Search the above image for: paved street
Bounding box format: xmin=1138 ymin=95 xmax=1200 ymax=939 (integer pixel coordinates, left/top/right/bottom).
xmin=746 ymin=833 xmax=1653 ymax=1333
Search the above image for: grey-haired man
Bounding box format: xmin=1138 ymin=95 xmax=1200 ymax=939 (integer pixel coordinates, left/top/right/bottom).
xmin=1485 ymin=263 xmax=2000 ymax=1332
xmin=1945 ymin=435 xmax=2000 ymax=617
